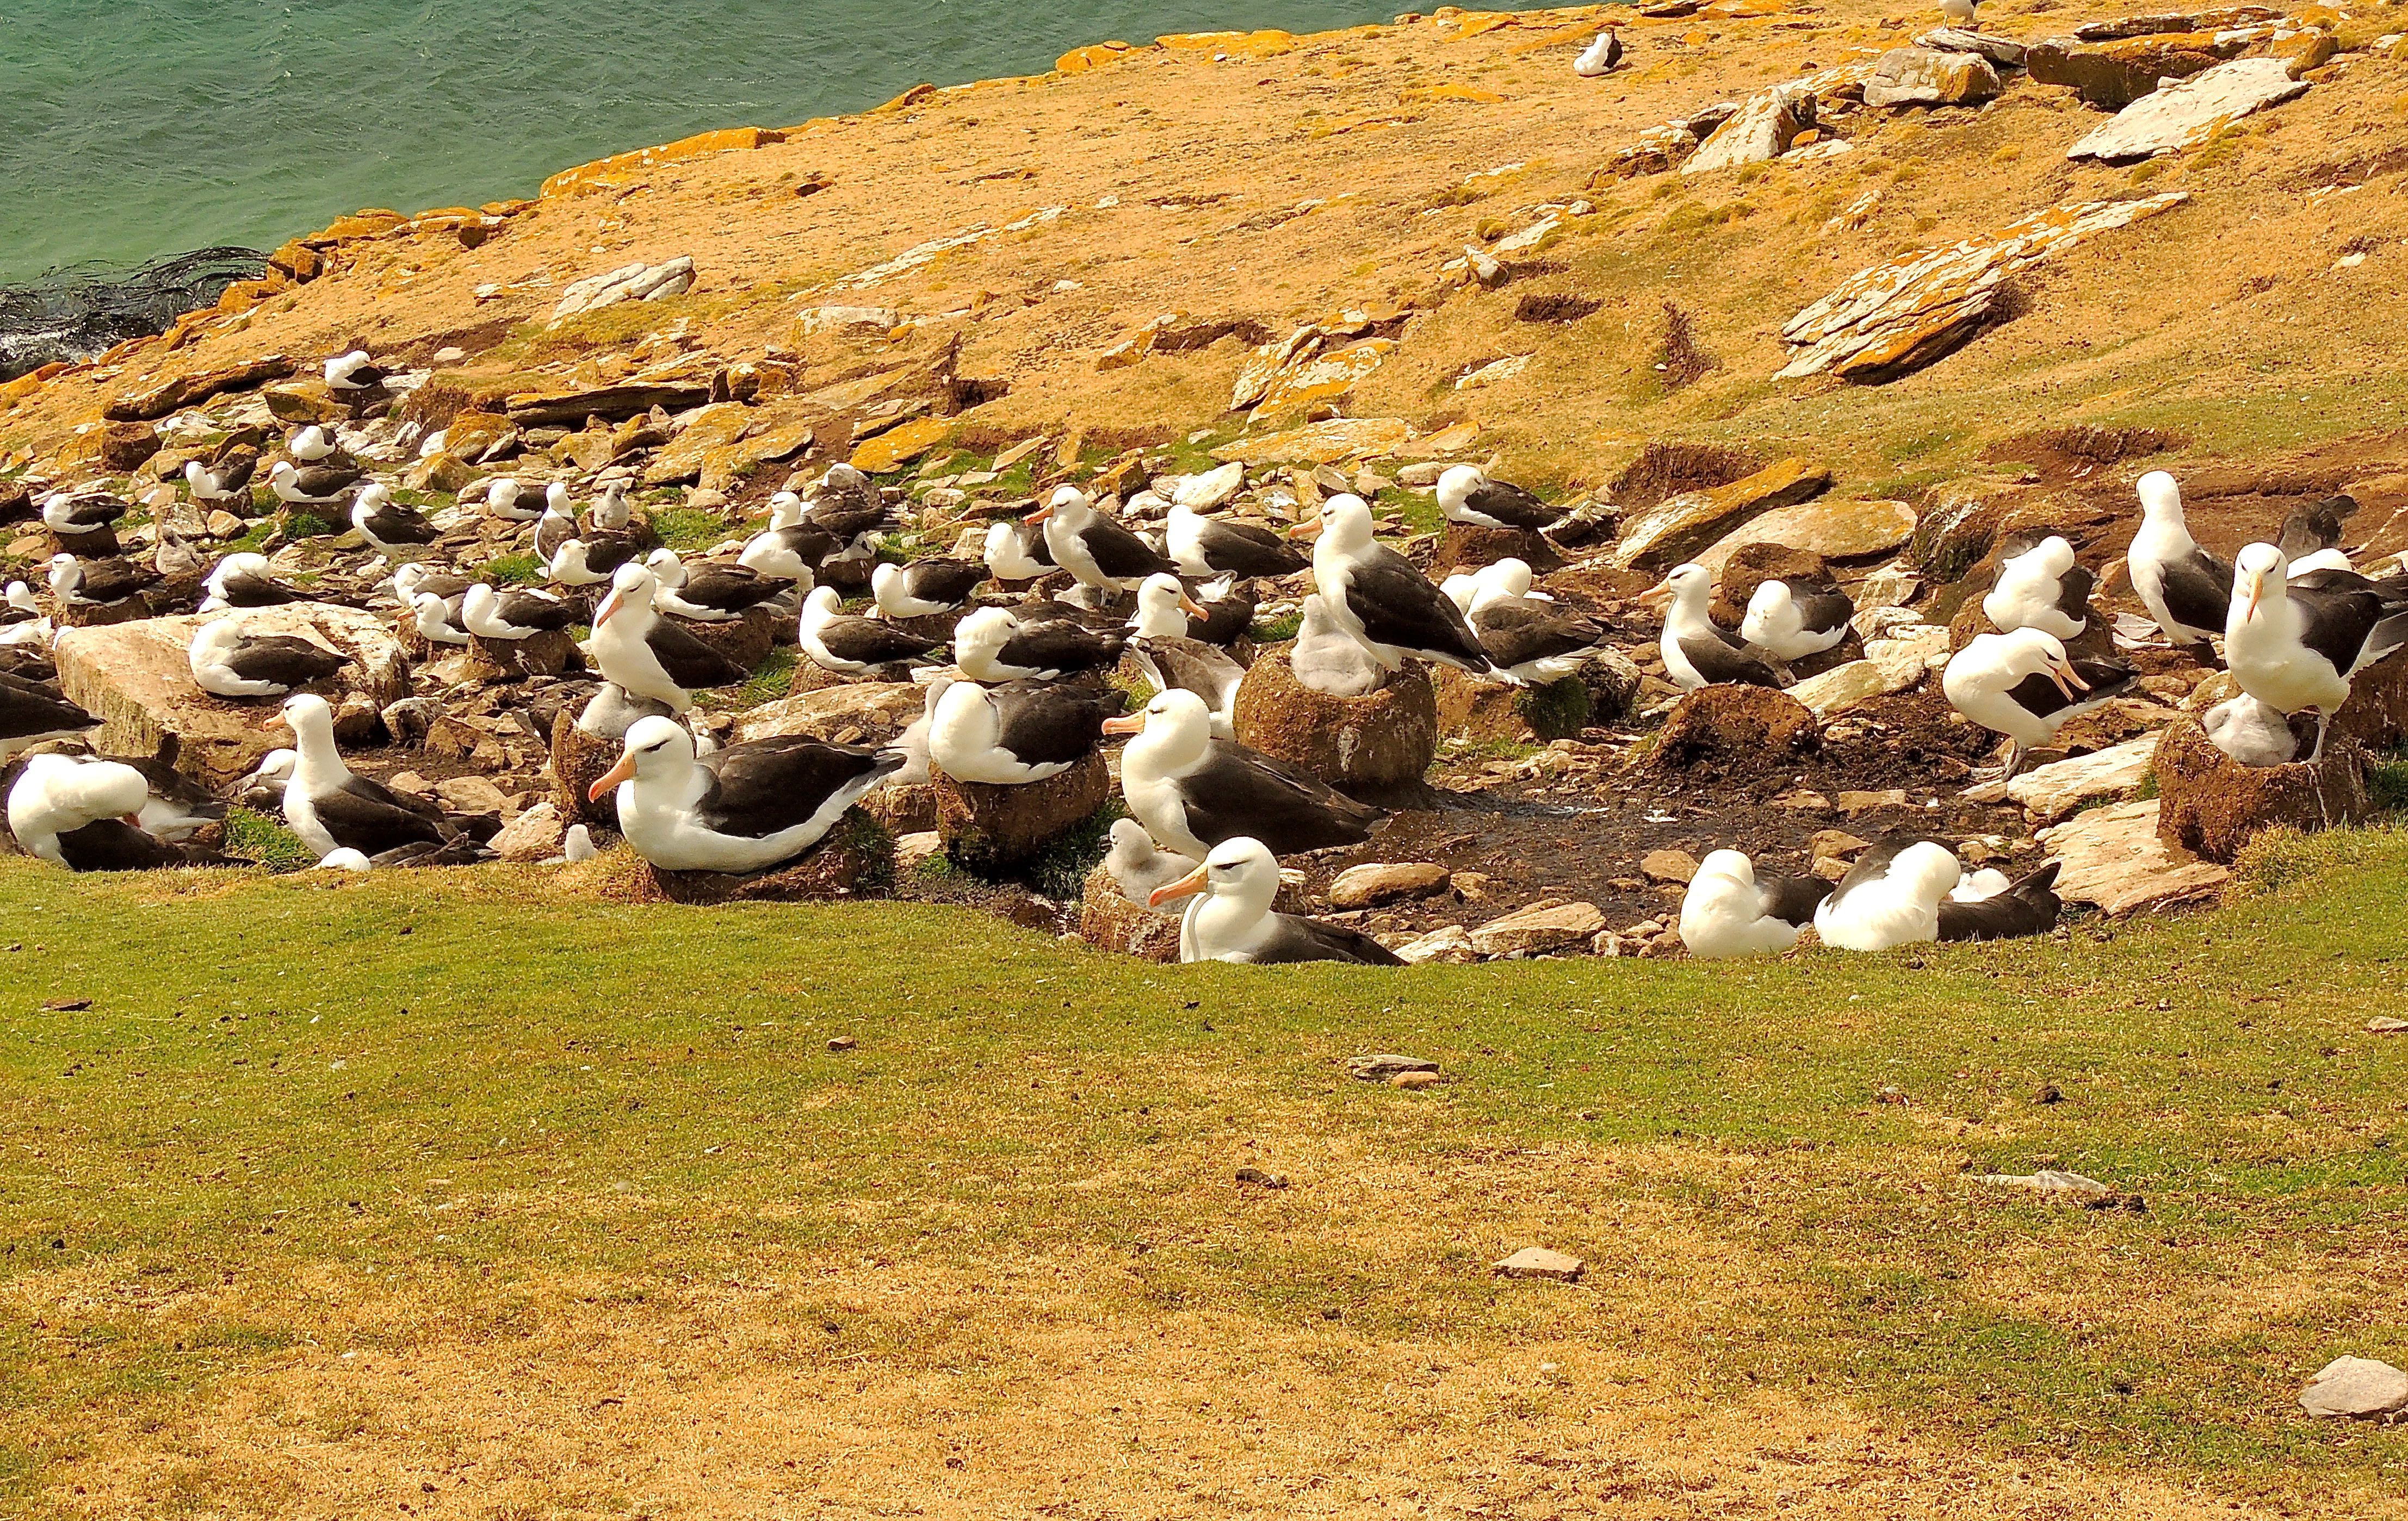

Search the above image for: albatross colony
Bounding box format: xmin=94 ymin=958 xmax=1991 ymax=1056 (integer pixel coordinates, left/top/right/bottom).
xmin=9 ymin=331 xmax=2406 ymax=964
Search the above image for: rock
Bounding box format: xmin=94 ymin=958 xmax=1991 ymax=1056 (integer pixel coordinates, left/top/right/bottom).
xmin=1079 ymin=865 xmax=1187 ymax=962
xmin=1469 ymin=899 xmax=1606 ymax=956
xmin=205 ymin=510 xmax=247 ymax=540
xmin=1915 ymin=27 xmax=2028 ymax=67
xmin=2329 ymin=649 xmax=2408 ymax=753
xmin=670 ymin=605 xmax=780 ymax=675
xmin=1696 ymin=498 xmax=1916 ymax=575
xmin=1644 ymin=686 xmax=1818 ymax=772
xmin=1395 ymin=924 xmax=1478 ymax=964
xmin=1493 ymin=1247 xmax=1584 ymax=1282
xmin=550 ymin=256 xmax=695 ymax=325
xmin=849 ymin=416 xmax=951 ymax=475
xmin=1837 ymin=789 xmax=1909 ymax=814
xmin=1787 ymin=660 xmax=1892 ymax=717
xmin=1330 ymin=861 xmax=1452 ymax=909
xmin=1173 ymin=462 xmax=1246 ymax=510
xmin=860 ymin=781 xmax=940 ymax=835
xmin=1641 ymin=848 xmax=1699 ymax=885
xmin=505 ymin=378 xmax=716 ymax=429
xmin=2369 ymin=1016 xmax=2408 ymax=1035
xmin=1810 ymin=828 xmax=1870 ymax=859
xmin=1973 ymin=1168 xmax=2114 ymax=1199
xmin=1856 ymin=622 xmax=1948 ymax=694
xmin=2028 ymin=35 xmax=2222 ymax=108
xmin=933 ymin=750 xmax=1111 ymax=876
xmin=1391 ymin=1070 xmax=1443 ymax=1090
xmin=1210 ymin=417 xmax=1415 ymax=467
xmin=1234 ymin=1165 xmax=1290 ymax=1188
xmin=104 ymin=355 xmax=296 ymax=422
xmin=98 ymin=421 xmax=162 ymax=473
xmin=1598 ymin=122 xmax=1702 ymax=179
xmin=2151 ymin=716 xmax=2369 ymax=864
xmin=646 ymin=809 xmax=893 ymax=902
xmin=553 ymin=705 xmax=640 ymax=828
xmin=2067 ymin=56 xmax=2310 ymax=162
xmin=1232 ymin=650 xmax=1437 ymax=793
xmin=797 ymin=305 xmax=900 ymax=338
xmin=1432 ymin=520 xmax=1563 ymax=577
xmin=1863 ymin=47 xmax=2002 ymax=107
xmin=733 ymin=681 xmax=925 ymax=746
xmin=50 ymin=603 xmax=409 ymax=790
xmin=2035 ymin=798 xmax=2230 ymax=915
xmin=1348 ymin=1054 xmax=1438 ymax=1081
xmin=1778 ymin=194 xmax=2191 ymax=383
xmin=466 ymin=628 xmax=582 ymax=683
xmin=2300 ymin=1358 xmax=2408 ymax=1421
xmin=1683 ymin=81 xmax=1817 ymax=175
xmin=1431 ymin=667 xmax=1593 ymax=745
xmin=1612 ymin=457 xmax=1833 ymax=571
xmin=1998 ymin=735 xmax=2156 ymax=822
xmin=491 ymin=802 xmax=569 ymax=862
xmin=264 ymin=379 xmax=348 ymax=425
xmin=432 ymin=774 xmax=511 ymax=816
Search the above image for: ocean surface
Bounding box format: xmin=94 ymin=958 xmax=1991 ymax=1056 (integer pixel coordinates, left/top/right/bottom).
xmin=0 ymin=0 xmax=1404 ymax=287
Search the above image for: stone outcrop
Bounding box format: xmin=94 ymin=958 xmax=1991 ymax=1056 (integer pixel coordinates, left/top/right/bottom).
xmin=2066 ymin=55 xmax=2311 ymax=161
xmin=1644 ymin=686 xmax=1818 ymax=772
xmin=550 ymin=256 xmax=696 ymax=326
xmin=1682 ymin=82 xmax=1817 ymax=175
xmin=1231 ymin=650 xmax=1437 ymax=793
xmin=1778 ymin=194 xmax=2191 ymax=382
xmin=933 ymin=752 xmax=1111 ymax=876
xmin=2035 ymin=798 xmax=2229 ymax=915
xmin=2300 ymin=1357 xmax=2408 ymax=1421
xmin=2028 ymin=34 xmax=2229 ymax=109
xmin=1469 ymin=899 xmax=1606 ymax=955
xmin=1611 ymin=457 xmax=1832 ymax=571
xmin=2004 ymin=734 xmax=2158 ymax=822
xmin=733 ymin=681 xmax=925 ymax=746
xmin=51 ymin=604 xmax=409 ymax=789
xmin=103 ymin=356 xmax=296 ymax=423
xmin=1915 ymin=27 xmax=2029 ymax=69
xmin=1694 ymin=497 xmax=1916 ymax=574
xmin=1862 ymin=48 xmax=2002 ymax=108
xmin=2152 ymin=715 xmax=2369 ymax=862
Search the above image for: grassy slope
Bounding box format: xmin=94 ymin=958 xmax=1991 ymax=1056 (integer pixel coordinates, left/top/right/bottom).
xmin=2 ymin=836 xmax=2406 ymax=1514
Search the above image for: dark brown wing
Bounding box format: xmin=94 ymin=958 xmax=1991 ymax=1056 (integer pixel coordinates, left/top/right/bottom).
xmin=1347 ymin=549 xmax=1493 ymax=671
xmin=224 ymin=635 xmax=351 ymax=687
xmin=1175 ymin=738 xmax=1385 ymax=855
xmin=646 ymin=622 xmax=751 ymax=688
xmin=693 ymin=737 xmax=901 ymax=838
xmin=989 ymin=680 xmax=1115 ymax=768
xmin=1197 ymin=520 xmax=1307 ymax=578
xmin=999 ymin=619 xmax=1123 ymax=674
xmin=318 ymin=775 xmax=448 ymax=854
xmin=1248 ymin=915 xmax=1407 ymax=965
xmin=1081 ymin=518 xmax=1179 ymax=581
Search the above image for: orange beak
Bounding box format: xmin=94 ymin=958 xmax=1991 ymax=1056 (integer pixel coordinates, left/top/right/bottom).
xmin=586 ymin=752 xmax=639 ymax=802
xmin=594 ymin=588 xmax=624 ymax=627
xmin=1636 ymin=580 xmax=1673 ymax=610
xmin=1100 ymin=713 xmax=1146 ymax=736
xmin=121 ymin=812 xmax=144 ymax=827
xmin=1287 ymin=513 xmax=1325 ymax=542
xmin=1148 ymin=864 xmax=1209 ymax=909
xmin=2240 ymin=574 xmax=2260 ymax=624
xmin=1179 ymin=593 xmax=1209 ymax=620
xmin=1023 ymin=503 xmax=1054 ymax=526
xmin=2056 ymin=659 xmax=2090 ymax=693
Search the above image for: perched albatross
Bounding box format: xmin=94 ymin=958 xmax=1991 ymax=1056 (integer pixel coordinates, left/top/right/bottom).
xmin=40 ymin=491 xmax=128 ymax=542
xmin=411 ymin=592 xmax=472 ymax=645
xmin=592 ymin=562 xmax=750 ymax=710
xmin=546 ymin=527 xmax=641 ymax=586
xmin=952 ymin=605 xmax=1125 ymax=682
xmin=189 ymin=618 xmax=351 ymax=698
xmin=275 ymin=693 xmax=453 ymax=860
xmin=589 ymin=480 xmax=634 ymax=531
xmin=591 ymin=715 xmax=903 ymax=872
xmin=1107 ymin=688 xmax=1383 ymax=860
xmin=1936 ymin=861 xmax=2063 ymax=941
xmin=351 ymin=485 xmax=439 ymax=560
xmin=487 ymin=479 xmax=563 ymax=523
xmin=1983 ymin=534 xmax=2093 ymax=640
xmin=1679 ymin=849 xmax=1830 ymax=959
xmin=324 ymin=350 xmax=391 ymax=392
xmin=286 ymin=425 xmax=338 ymax=463
xmin=1 ymin=668 xmax=97 ymax=756
xmin=928 ymin=679 xmax=1120 ymax=784
xmin=1741 ymin=577 xmax=1855 ymax=664
xmin=872 ymin=558 xmax=987 ymax=620
xmin=202 ymin=552 xmax=297 ymax=611
xmin=1464 ymin=577 xmax=1613 ymax=685
xmin=1165 ymin=502 xmax=1308 ymax=580
xmin=185 ymin=454 xmax=257 ymax=507
xmin=1129 ymin=606 xmax=1247 ymax=738
xmin=1148 ymin=836 xmax=1405 ymax=966
xmin=1813 ymin=836 xmax=1961 ymax=952
xmin=47 ymin=551 xmax=158 ymax=609
xmin=1298 ymin=494 xmax=1498 ymax=677
xmin=982 ymin=519 xmax=1056 ymax=583
xmin=1574 ymin=28 xmax=1624 ymax=74
xmin=1941 ymin=628 xmax=2138 ymax=780
xmin=801 ymin=586 xmax=943 ymax=676
xmin=647 ymin=549 xmax=787 ymax=623
xmin=2225 ymin=543 xmax=2408 ymax=761
xmin=801 ymin=464 xmax=889 ymax=540
xmin=1435 ymin=465 xmax=1569 ymax=534
xmin=270 ymin=458 xmax=361 ymax=507
xmin=1642 ymin=563 xmax=1781 ymax=690
xmin=461 ymin=582 xmax=579 ymax=641
xmin=4 ymin=755 xmax=204 ymax=871
xmin=1030 ymin=487 xmax=1179 ymax=595
xmin=2128 ymin=471 xmax=2232 ymax=651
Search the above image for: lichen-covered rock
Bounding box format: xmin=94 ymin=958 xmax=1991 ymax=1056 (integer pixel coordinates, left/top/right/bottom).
xmin=1432 ymin=521 xmax=1564 ymax=576
xmin=1231 ymin=648 xmax=1437 ymax=792
xmin=646 ymin=808 xmax=894 ymax=902
xmin=465 ymin=628 xmax=582 ymax=682
xmin=1596 ymin=122 xmax=1701 ymax=180
xmin=1696 ymin=498 xmax=1916 ymax=574
xmin=2066 ymin=55 xmax=2310 ymax=161
xmin=1778 ymin=194 xmax=2191 ymax=382
xmin=2027 ymin=34 xmax=2224 ymax=109
xmin=735 ymin=680 xmax=924 ymax=746
xmin=98 ymin=421 xmax=162 ymax=473
xmin=1683 ymin=82 xmax=1817 ymax=175
xmin=1863 ymin=47 xmax=2002 ymax=107
xmin=1612 ymin=457 xmax=1833 ymax=571
xmin=2153 ymin=714 xmax=2368 ymax=863
xmin=1432 ymin=667 xmax=1594 ymax=743
xmin=51 ymin=603 xmax=409 ymax=789
xmin=933 ymin=750 xmax=1111 ymax=876
xmin=103 ymin=355 xmax=297 ymax=422
xmin=1644 ymin=685 xmax=1818 ymax=772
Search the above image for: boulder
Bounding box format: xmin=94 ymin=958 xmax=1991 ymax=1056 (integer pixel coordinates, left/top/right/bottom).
xmin=2034 ymin=798 xmax=2229 ymax=915
xmin=1330 ymin=861 xmax=1451 ymax=909
xmin=98 ymin=421 xmax=162 ymax=473
xmin=1578 ymin=645 xmax=1645 ymax=724
xmin=1683 ymin=82 xmax=1817 ymax=175
xmin=2152 ymin=715 xmax=2369 ymax=863
xmin=2004 ymin=734 xmax=2158 ymax=822
xmin=1778 ymin=194 xmax=2190 ymax=383
xmin=670 ymin=604 xmax=781 ymax=675
xmin=50 ymin=603 xmax=409 ymax=789
xmin=646 ymin=809 xmax=894 ymax=902
xmin=1597 ymin=123 xmax=1701 ymax=180
xmin=1644 ymin=685 xmax=1818 ymax=773
xmin=264 ymin=379 xmax=349 ymax=425
xmin=550 ymin=256 xmax=695 ymax=325
xmin=103 ymin=355 xmax=296 ymax=422
xmin=1432 ymin=521 xmax=1563 ymax=576
xmin=1915 ymin=27 xmax=2028 ymax=67
xmin=2027 ymin=35 xmax=2221 ymax=108
xmin=1395 ymin=924 xmax=1480 ymax=964
xmin=1469 ymin=899 xmax=1606 ymax=955
xmin=490 ymin=801 xmax=569 ymax=862
xmin=465 ymin=629 xmax=582 ymax=682
xmin=734 ymin=680 xmax=924 ymax=746
xmin=2067 ymin=56 xmax=2310 ymax=161
xmin=1863 ymin=47 xmax=2002 ymax=107
xmin=1708 ymin=543 xmax=1833 ymax=626
xmin=1612 ymin=457 xmax=1833 ymax=571
xmin=933 ymin=750 xmax=1111 ymax=877
xmin=2300 ymin=1358 xmax=2408 ymax=1421
xmin=504 ymin=378 xmax=716 ymax=429
xmin=1232 ymin=649 xmax=1437 ymax=793
xmin=1696 ymin=498 xmax=1916 ymax=575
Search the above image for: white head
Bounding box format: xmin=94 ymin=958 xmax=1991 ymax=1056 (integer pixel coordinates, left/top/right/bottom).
xmin=767 ymin=491 xmax=805 ymax=530
xmin=320 ymin=848 xmax=373 ymax=872
xmin=3 ymin=581 xmax=32 ymax=613
xmin=411 ymin=592 xmax=459 ymax=638
xmin=1986 ymin=627 xmax=2087 ymax=698
xmin=51 ymin=759 xmax=152 ymax=828
xmin=2137 ymin=471 xmax=2184 ymax=525
xmin=2233 ymin=542 xmax=2289 ymax=626
xmin=1435 ymin=465 xmax=1485 ymax=515
xmin=644 ymin=547 xmax=686 ymax=586
xmin=1642 ymin=562 xmax=1712 ymax=616
xmin=192 ymin=616 xmax=246 ymax=659
xmin=1026 ymin=485 xmax=1092 ymax=533
xmin=588 ymin=715 xmax=697 ymax=802
xmin=802 ymin=584 xmax=844 ymax=627
xmin=290 ymin=425 xmax=330 ymax=456
xmin=1131 ymin=573 xmax=1206 ymax=634
xmin=1297 ymin=493 xmax=1374 ymax=552
xmin=462 ymin=582 xmax=501 ymax=623
xmin=208 ymin=551 xmax=267 ymax=589
xmin=1485 ymin=557 xmax=1535 ymax=599
xmin=46 ymin=553 xmax=78 ymax=597
xmin=1102 ymin=687 xmax=1211 ymax=766
xmin=280 ymin=692 xmax=338 ymax=751
xmin=595 ymin=561 xmax=658 ymax=629
xmin=952 ymin=605 xmax=1016 ymax=666
xmin=1695 ymin=848 xmax=1756 ymax=886
xmin=1890 ymin=841 xmax=1964 ymax=903
xmin=391 ymin=563 xmax=436 ymax=599
xmin=2026 ymin=535 xmax=2076 ymax=576
xmin=184 ymin=459 xmax=209 ymax=489
xmin=870 ymin=561 xmax=906 ymax=607
xmin=1148 ymin=835 xmax=1282 ymax=916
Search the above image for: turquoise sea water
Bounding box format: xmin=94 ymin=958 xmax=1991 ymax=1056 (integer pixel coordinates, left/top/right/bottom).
xmin=0 ymin=0 xmax=1401 ymax=285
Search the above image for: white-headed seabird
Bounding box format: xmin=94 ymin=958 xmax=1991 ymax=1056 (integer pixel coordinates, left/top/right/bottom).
xmin=1107 ymin=688 xmax=1383 ymax=860
xmin=928 ymin=678 xmax=1120 ymax=784
xmin=2225 ymin=543 xmax=2408 ymax=760
xmin=1465 ymin=576 xmax=1612 ymax=684
xmin=1435 ymin=465 xmax=1569 ymax=534
xmin=324 ymin=350 xmax=391 ymax=392
xmin=1813 ymin=836 xmax=1961 ymax=952
xmin=872 ymin=559 xmax=987 ymax=620
xmin=270 ymin=458 xmax=362 ymax=507
xmin=1165 ymin=502 xmax=1308 ymax=581
xmin=2129 ymin=471 xmax=2232 ymax=652
xmin=461 ymin=582 xmax=579 ymax=641
xmin=1642 ymin=563 xmax=1782 ymax=690
xmin=591 ymin=715 xmax=902 ymax=872
xmin=41 ymin=491 xmax=128 ymax=541
xmin=647 ymin=549 xmax=787 ymax=623
xmin=801 ymin=586 xmax=943 ymax=676
xmin=185 ymin=454 xmax=257 ymax=507
xmin=1030 ymin=486 xmax=1180 ymax=595
xmin=1741 ymin=577 xmax=1854 ymax=664
xmin=1983 ymin=534 xmax=2093 ymax=640
xmin=592 ymin=562 xmax=750 ymax=710
xmin=1103 ymin=818 xmax=1202 ymax=912
xmin=982 ymin=519 xmax=1056 ymax=583
xmin=1298 ymin=494 xmax=1497 ymax=678
xmin=487 ymin=479 xmax=564 ymax=523
xmin=1935 ymin=861 xmax=2063 ymax=942
xmin=4 ymin=754 xmax=208 ymax=871
xmin=952 ymin=605 xmax=1124 ymax=682
xmin=202 ymin=552 xmax=296 ymax=611
xmin=47 ymin=551 xmax=159 ymax=609
xmin=1148 ymin=836 xmax=1404 ymax=965
xmin=1941 ymin=628 xmax=2138 ymax=780
xmin=1679 ymin=849 xmax=1829 ymax=959
xmin=350 ymin=484 xmax=439 ymax=559
xmin=188 ymin=618 xmax=351 ymax=698
xmin=287 ymin=425 xmax=338 ymax=463
xmin=1 ymin=667 xmax=97 ymax=756
xmin=276 ymin=693 xmax=455 ymax=861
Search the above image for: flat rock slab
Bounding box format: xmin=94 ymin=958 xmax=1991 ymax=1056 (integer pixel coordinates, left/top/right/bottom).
xmin=1915 ymin=27 xmax=2029 ymax=66
xmin=735 ymin=680 xmax=925 ymax=746
xmin=2301 ymin=1357 xmax=2408 ymax=1420
xmin=1348 ymin=1054 xmax=1438 ymax=1081
xmin=1470 ymin=899 xmax=1605 ymax=955
xmin=1683 ymin=81 xmax=1817 ymax=175
xmin=1330 ymin=861 xmax=1452 ymax=909
xmin=1494 ymin=1247 xmax=1585 ymax=1282
xmin=2067 ymin=55 xmax=2310 ymax=162
xmin=1612 ymin=457 xmax=1832 ymax=570
xmin=1778 ymin=194 xmax=2190 ymax=382
xmin=53 ymin=604 xmax=410 ymax=789
xmin=1975 ymin=1169 xmax=2114 ymax=1199
xmin=1695 ymin=498 xmax=1916 ymax=574
xmin=2035 ymin=798 xmax=2229 ymax=915
xmin=2005 ymin=734 xmax=2159 ymax=822
xmin=1863 ymin=47 xmax=2002 ymax=107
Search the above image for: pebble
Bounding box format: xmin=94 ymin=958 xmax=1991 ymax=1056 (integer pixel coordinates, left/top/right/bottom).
xmin=2368 ymin=1017 xmax=2408 ymax=1035
xmin=1639 ymin=848 xmax=1698 ymax=885
xmin=827 ymin=1036 xmax=857 ymax=1052
xmin=1391 ymin=1071 xmax=1443 ymax=1090
xmin=1329 ymin=861 xmax=1452 ymax=909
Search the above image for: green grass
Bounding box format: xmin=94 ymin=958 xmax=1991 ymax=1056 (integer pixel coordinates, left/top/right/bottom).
xmin=646 ymin=507 xmax=736 ymax=554
xmin=4 ymin=835 xmax=2408 ymax=1507
xmin=218 ymin=807 xmax=315 ymax=872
